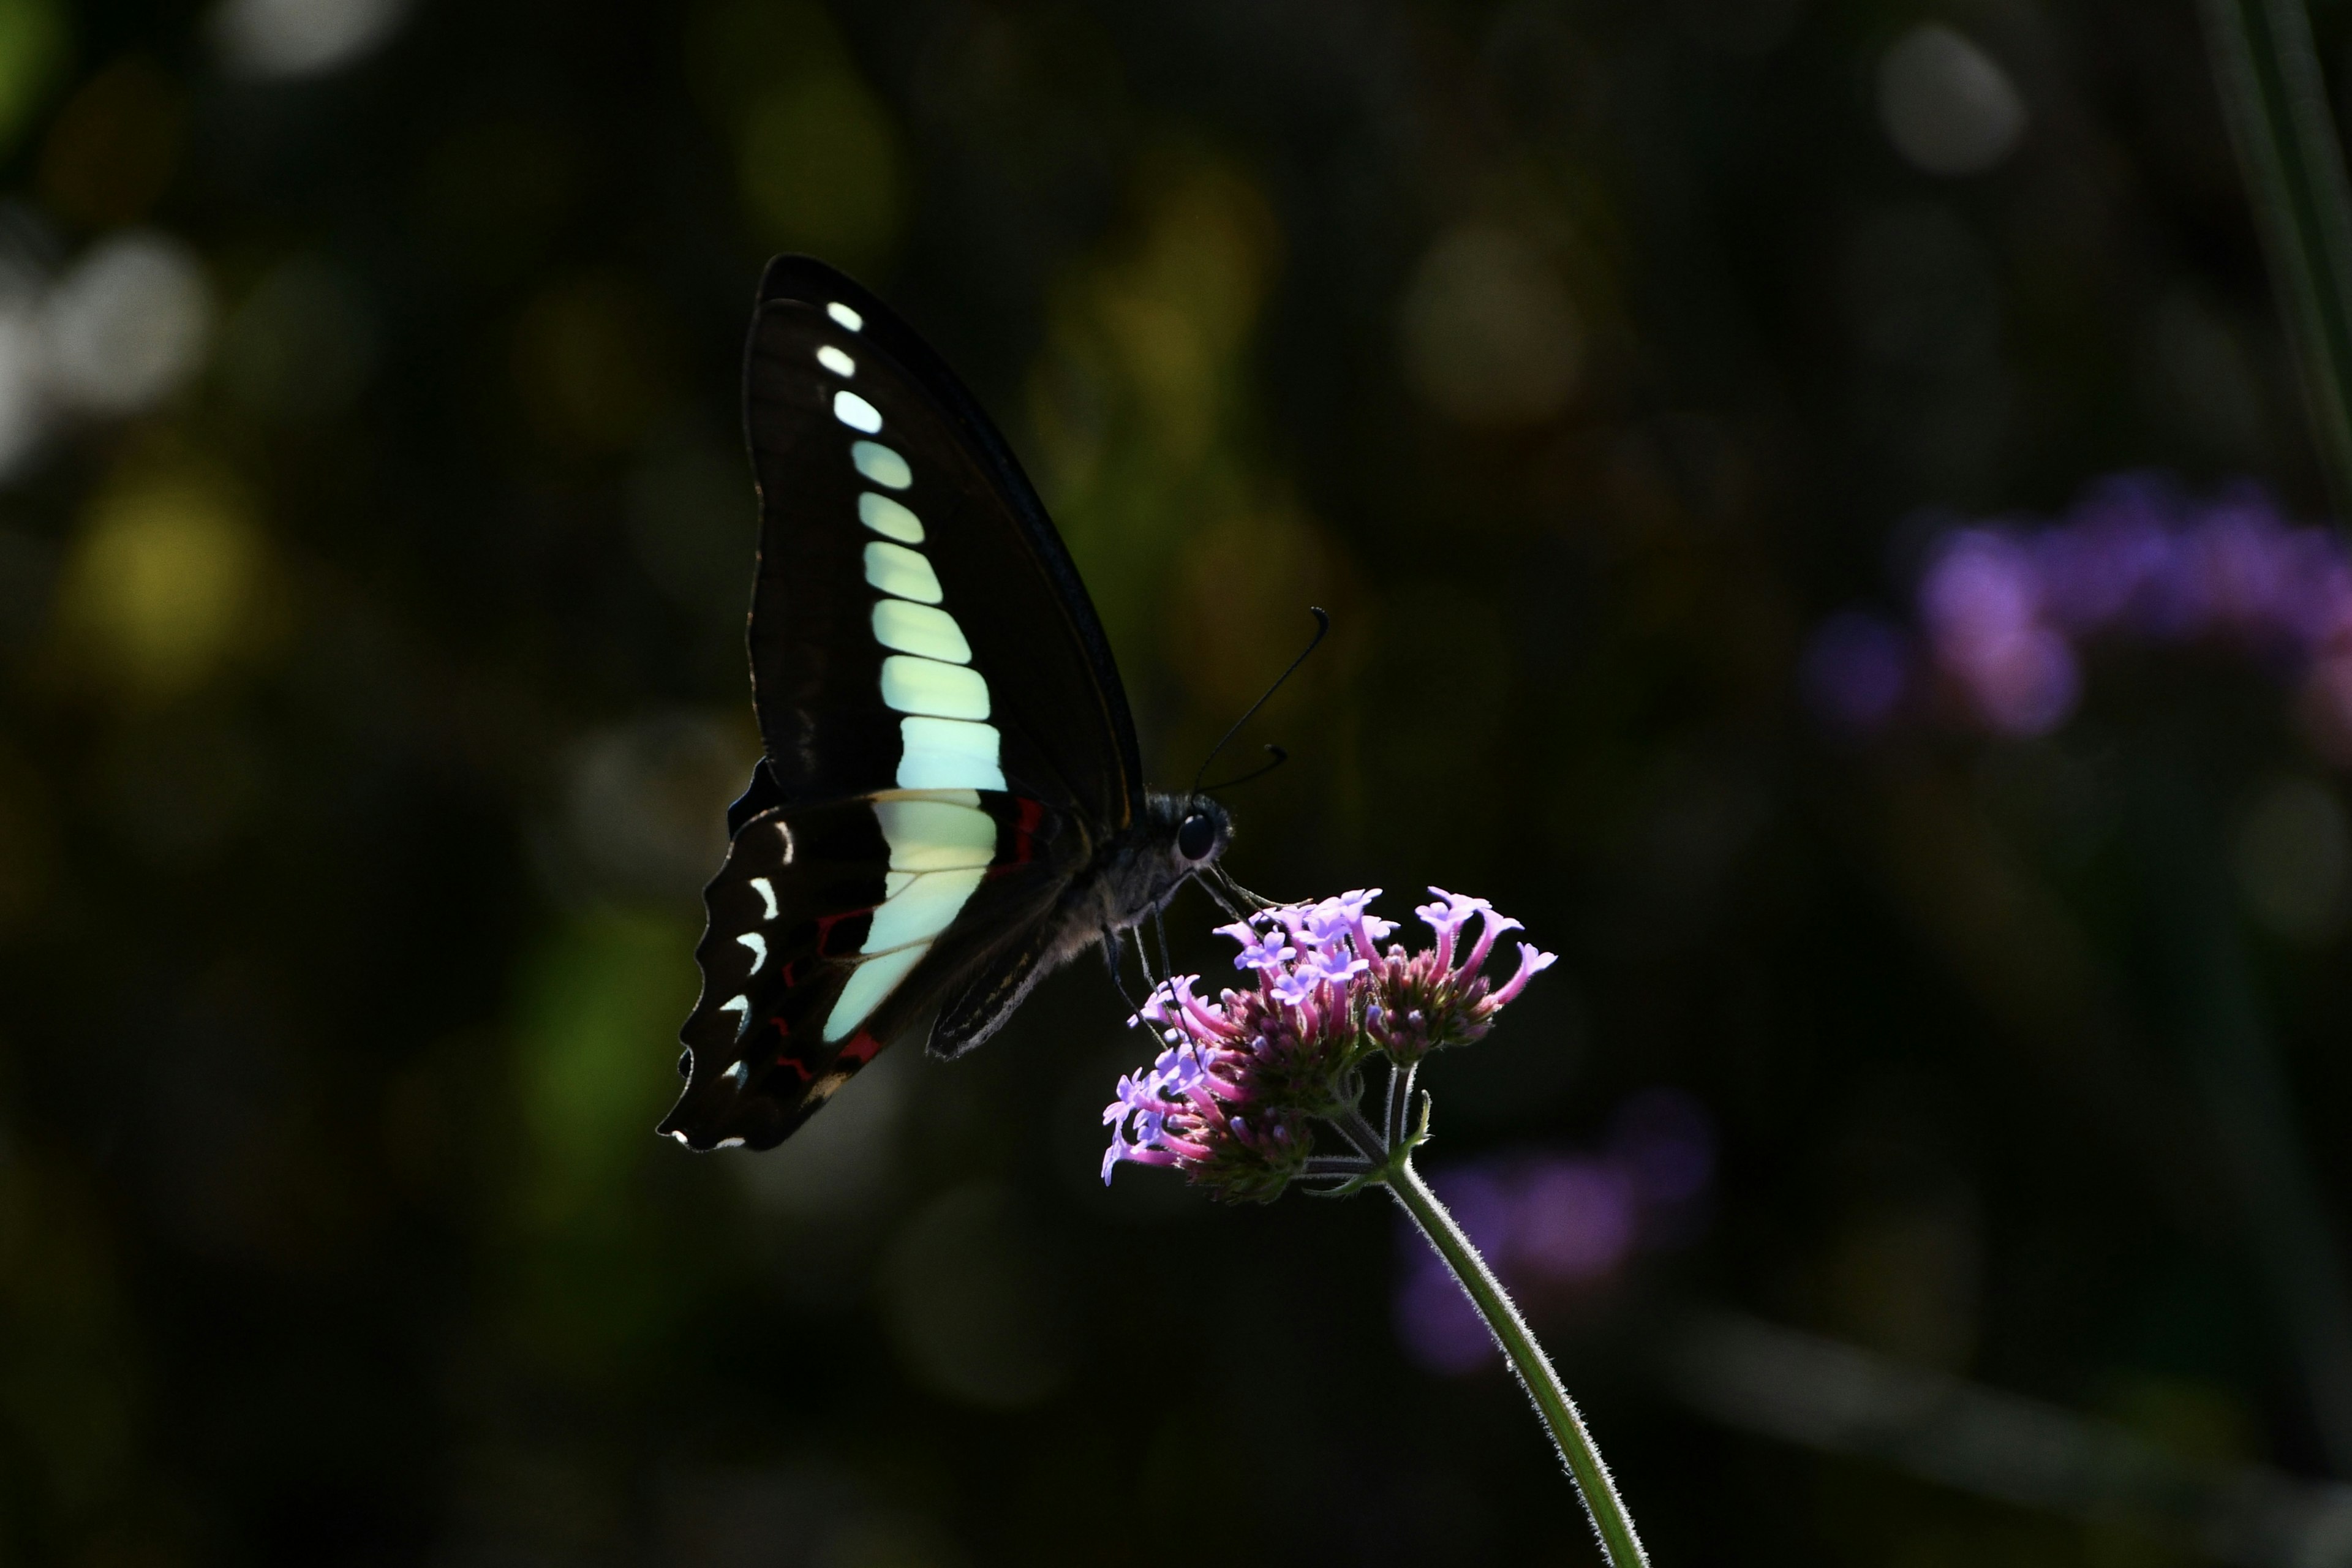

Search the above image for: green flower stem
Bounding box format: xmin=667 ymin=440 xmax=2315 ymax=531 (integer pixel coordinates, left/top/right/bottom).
xmin=2199 ymin=0 xmax=2352 ymax=516
xmin=1384 ymin=1147 xmax=1651 ymax=1568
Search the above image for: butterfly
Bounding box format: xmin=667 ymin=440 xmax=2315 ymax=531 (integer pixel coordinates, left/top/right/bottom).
xmin=659 ymin=256 xmax=1237 ymax=1152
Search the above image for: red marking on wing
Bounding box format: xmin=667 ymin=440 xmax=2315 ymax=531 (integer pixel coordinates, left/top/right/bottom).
xmin=837 ymin=1030 xmax=883 ymax=1066
xmin=1001 ymin=796 xmax=1046 ymax=869
xmin=773 ymin=1046 xmax=815 ymax=1082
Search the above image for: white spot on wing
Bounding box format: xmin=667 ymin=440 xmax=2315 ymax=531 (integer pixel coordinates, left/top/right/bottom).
xmin=880 ymin=654 xmax=990 ymax=720
xmin=858 ymin=491 xmax=923 ymax=543
xmin=748 ymin=876 xmax=779 ymax=920
xmin=871 ymin=598 xmax=971 ymax=663
xmin=827 ymin=301 xmax=864 ymax=331
xmin=737 ymin=932 xmax=768 ymax=972
xmin=896 ymin=717 xmax=1006 ymax=791
xmin=720 ymin=994 xmax=751 ymax=1036
xmin=851 ymin=440 xmax=911 ymax=489
xmin=716 ymin=1136 xmax=746 ymax=1149
xmin=833 ymin=390 xmax=882 ymax=433
xmin=862 ymin=540 xmax=941 ymax=603
xmin=723 ymin=1060 xmax=749 ymax=1087
xmin=817 ymin=344 xmax=855 ymax=376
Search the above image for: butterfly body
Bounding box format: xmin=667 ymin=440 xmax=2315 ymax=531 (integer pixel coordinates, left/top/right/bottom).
xmin=657 ymin=258 xmax=1229 ymax=1153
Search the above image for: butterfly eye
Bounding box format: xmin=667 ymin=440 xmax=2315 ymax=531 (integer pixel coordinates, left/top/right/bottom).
xmin=1177 ymin=811 xmax=1217 ymax=861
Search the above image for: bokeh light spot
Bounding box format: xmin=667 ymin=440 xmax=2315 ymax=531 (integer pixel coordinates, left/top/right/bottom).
xmin=1877 ymin=24 xmax=2027 ymax=177
xmin=53 ymin=462 xmax=266 ymax=699
xmin=1399 ymin=225 xmax=1582 ymax=426
xmin=513 ymin=909 xmax=697 ymax=1222
xmin=40 ymin=230 xmax=212 ymax=415
xmin=737 ymin=71 xmax=907 ymax=266
xmin=210 ymin=0 xmax=411 ymax=80
xmin=2232 ymin=774 xmax=2348 ymax=944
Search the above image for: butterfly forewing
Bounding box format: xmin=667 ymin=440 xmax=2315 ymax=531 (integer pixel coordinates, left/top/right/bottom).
xmin=663 ymin=256 xmax=1153 ymax=1149
xmin=742 ymin=257 xmax=1142 ymax=829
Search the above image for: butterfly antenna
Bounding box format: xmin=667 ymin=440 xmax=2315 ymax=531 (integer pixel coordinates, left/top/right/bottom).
xmin=1200 ymin=744 xmax=1288 ymax=793
xmin=1189 ymin=607 xmax=1329 ymax=796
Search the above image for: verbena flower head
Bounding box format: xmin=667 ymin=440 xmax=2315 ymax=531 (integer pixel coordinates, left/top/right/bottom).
xmin=1102 ymin=888 xmax=1555 ymax=1202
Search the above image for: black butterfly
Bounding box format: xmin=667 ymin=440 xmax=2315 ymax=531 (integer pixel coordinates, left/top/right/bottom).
xmin=659 ymin=256 xmax=1235 ymax=1152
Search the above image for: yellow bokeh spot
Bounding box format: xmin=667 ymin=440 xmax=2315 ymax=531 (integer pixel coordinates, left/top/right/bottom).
xmin=1027 ymin=154 xmax=1284 ymax=654
xmin=55 ymin=463 xmax=266 ymax=699
xmin=737 ymin=70 xmax=905 ymax=265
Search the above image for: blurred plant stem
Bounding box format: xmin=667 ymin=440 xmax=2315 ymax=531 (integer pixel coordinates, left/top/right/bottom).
xmin=2200 ymin=0 xmax=2352 ymax=518
xmin=1354 ymin=1106 xmax=1651 ymax=1568
xmin=2137 ymin=754 xmax=2352 ymax=1475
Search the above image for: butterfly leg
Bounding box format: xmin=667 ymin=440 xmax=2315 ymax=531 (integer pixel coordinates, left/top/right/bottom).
xmin=1100 ymin=926 xmax=1153 ymax=1023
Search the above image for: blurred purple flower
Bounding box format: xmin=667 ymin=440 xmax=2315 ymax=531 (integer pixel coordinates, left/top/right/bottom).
xmin=1516 ymin=1161 xmax=1638 ymax=1279
xmin=1920 ymin=528 xmax=2081 ymax=735
xmin=1392 ymin=1090 xmax=1717 ymax=1375
xmin=1810 ymin=474 xmax=2352 ymax=753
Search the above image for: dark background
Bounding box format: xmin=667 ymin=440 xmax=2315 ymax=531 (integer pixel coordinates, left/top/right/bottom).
xmin=3 ymin=0 xmax=2348 ymax=1562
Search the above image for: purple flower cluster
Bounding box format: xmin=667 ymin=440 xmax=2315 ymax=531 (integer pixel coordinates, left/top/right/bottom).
xmin=1803 ymin=473 xmax=2352 ymax=753
xmin=1395 ymin=1090 xmax=1715 ymax=1374
xmin=1101 ymin=888 xmax=1556 ymax=1202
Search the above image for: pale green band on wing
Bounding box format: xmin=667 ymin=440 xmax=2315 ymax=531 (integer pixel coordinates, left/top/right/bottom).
xmin=858 ymin=492 xmax=923 ymax=543
xmin=880 ymin=654 xmax=990 ymax=720
xmin=894 ymin=716 xmax=1005 ymax=791
xmin=875 ymin=796 xmax=997 ymax=870
xmin=834 ymin=390 xmax=882 ymax=433
xmin=851 ymin=440 xmax=911 ymax=489
xmin=823 ymin=945 xmax=924 ymax=1040
xmin=818 ymin=793 xmax=998 ymax=1039
xmin=817 ymin=345 xmax=855 ymax=376
xmin=863 ymin=541 xmax=941 ymax=603
xmin=863 ymin=865 xmax=989 ymax=952
xmin=827 ymin=301 xmax=864 ymax=331
xmin=872 ymin=598 xmax=971 ymax=663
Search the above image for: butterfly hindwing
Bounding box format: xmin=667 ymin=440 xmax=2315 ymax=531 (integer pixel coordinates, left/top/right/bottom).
xmin=741 ymin=256 xmax=1144 ymax=830
xmin=660 ymin=786 xmax=1086 ymax=1150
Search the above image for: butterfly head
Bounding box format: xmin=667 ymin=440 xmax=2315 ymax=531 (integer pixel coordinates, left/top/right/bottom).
xmin=1177 ymin=795 xmax=1228 ymax=863
xmin=1141 ymin=790 xmax=1232 ymax=897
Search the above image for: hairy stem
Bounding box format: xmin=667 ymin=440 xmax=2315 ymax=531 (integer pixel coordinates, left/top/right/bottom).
xmin=1385 ymin=1152 xmax=1650 ymax=1568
